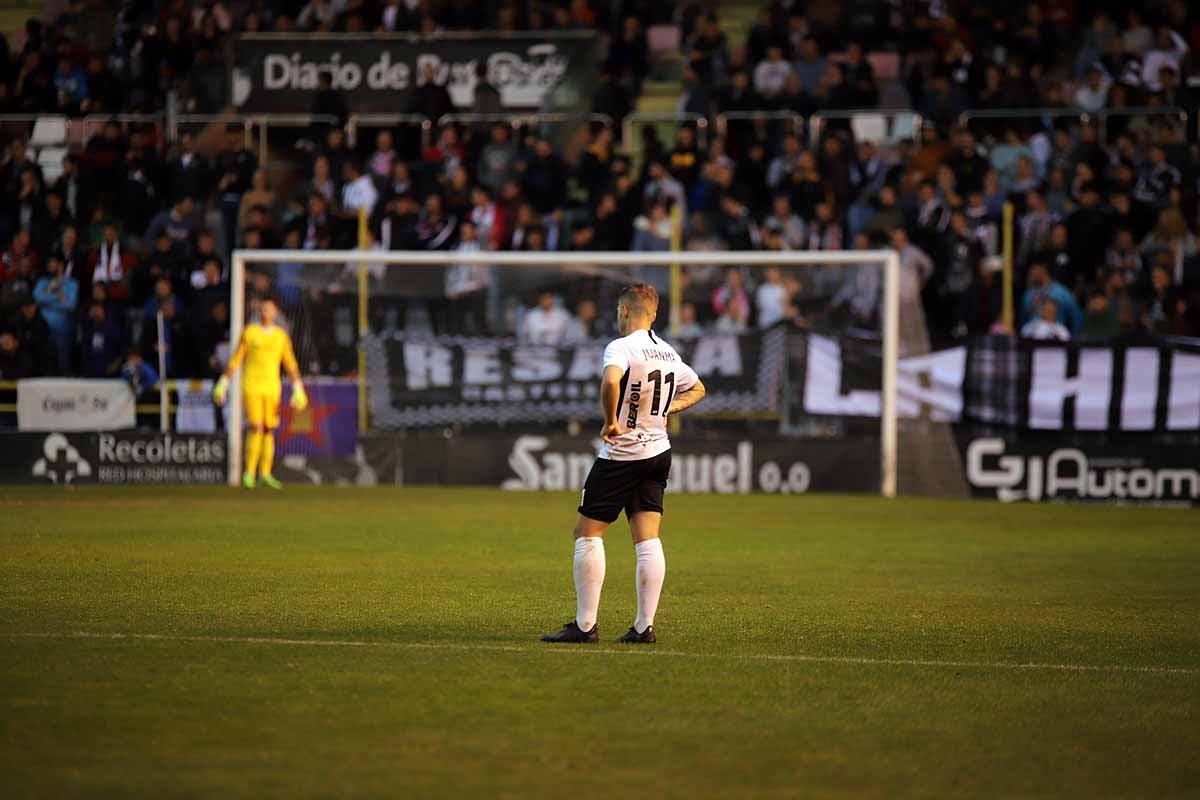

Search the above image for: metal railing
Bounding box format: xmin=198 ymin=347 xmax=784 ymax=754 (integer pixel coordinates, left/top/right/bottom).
xmin=621 ymin=112 xmax=710 ymax=173
xmin=79 ymin=113 xmax=166 ymax=147
xmin=1097 ymin=106 xmax=1189 ymax=141
xmin=168 ymin=113 xmax=254 ymax=147
xmin=809 ymin=110 xmax=922 ymax=147
xmin=957 ymin=108 xmax=1091 ymax=139
xmin=438 ymin=112 xmax=614 ymax=135
xmin=345 ymin=113 xmax=433 ymax=150
xmin=715 ymin=111 xmax=804 ymax=140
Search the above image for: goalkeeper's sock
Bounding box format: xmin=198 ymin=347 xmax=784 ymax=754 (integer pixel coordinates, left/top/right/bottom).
xmin=260 ymin=431 xmax=275 ymax=477
xmin=633 ymin=538 xmax=665 ymax=634
xmin=573 ymin=536 xmax=605 ymax=632
xmin=244 ymin=429 xmax=263 ymax=477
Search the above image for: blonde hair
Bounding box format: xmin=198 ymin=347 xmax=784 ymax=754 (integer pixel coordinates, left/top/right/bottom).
xmin=618 ymin=283 xmax=659 ymax=317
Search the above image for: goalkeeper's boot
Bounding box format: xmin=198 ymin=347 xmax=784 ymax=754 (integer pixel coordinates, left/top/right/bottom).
xmin=242 ymin=471 xmax=256 ymax=489
xmin=259 ymin=474 xmax=283 ymax=490
xmin=540 ymin=621 xmax=599 ymax=643
xmin=617 ymin=625 xmax=656 ymax=644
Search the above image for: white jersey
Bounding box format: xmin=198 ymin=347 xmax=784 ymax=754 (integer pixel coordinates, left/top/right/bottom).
xmin=599 ymin=329 xmax=699 ymax=461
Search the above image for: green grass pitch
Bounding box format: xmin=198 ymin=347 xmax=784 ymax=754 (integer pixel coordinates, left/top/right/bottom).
xmin=1 ymin=486 xmax=1197 ymax=798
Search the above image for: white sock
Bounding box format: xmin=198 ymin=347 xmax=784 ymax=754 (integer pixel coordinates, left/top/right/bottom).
xmin=634 ymin=538 xmax=665 ymax=634
xmin=573 ymin=536 xmax=605 ymax=632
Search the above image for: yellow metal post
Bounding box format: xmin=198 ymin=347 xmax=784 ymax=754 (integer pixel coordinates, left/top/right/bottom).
xmin=1002 ymin=202 xmax=1014 ymax=333
xmin=357 ymin=208 xmax=369 ymax=434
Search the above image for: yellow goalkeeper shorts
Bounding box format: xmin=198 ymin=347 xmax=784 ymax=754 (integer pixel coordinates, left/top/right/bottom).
xmin=244 ymin=390 xmax=281 ymax=430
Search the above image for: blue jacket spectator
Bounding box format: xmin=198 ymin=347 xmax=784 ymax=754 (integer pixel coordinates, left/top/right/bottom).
xmin=1021 ymin=262 xmax=1083 ymax=334
xmin=32 ymin=255 xmax=78 ymax=373
xmin=120 ymin=351 xmax=159 ymax=396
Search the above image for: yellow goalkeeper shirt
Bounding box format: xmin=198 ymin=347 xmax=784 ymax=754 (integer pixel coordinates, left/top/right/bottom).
xmin=237 ymin=323 xmax=298 ymax=395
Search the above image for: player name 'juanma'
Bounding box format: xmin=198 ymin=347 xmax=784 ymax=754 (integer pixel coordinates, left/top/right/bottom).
xmin=641 ymin=348 xmax=678 ymax=362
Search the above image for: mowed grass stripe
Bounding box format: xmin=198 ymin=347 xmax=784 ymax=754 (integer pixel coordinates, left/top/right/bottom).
xmin=9 ymin=631 xmax=1199 ymax=675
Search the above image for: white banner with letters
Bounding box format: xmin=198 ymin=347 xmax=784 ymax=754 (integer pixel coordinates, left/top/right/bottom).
xmin=16 ymin=379 xmax=136 ymax=432
xmin=798 ymin=334 xmax=1200 ymax=432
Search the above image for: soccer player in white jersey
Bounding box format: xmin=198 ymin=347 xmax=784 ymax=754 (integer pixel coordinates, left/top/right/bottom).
xmin=541 ymin=284 xmax=707 ymax=644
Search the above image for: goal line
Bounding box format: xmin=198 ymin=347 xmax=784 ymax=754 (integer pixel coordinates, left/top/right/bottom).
xmin=229 ymin=248 xmax=901 ymax=496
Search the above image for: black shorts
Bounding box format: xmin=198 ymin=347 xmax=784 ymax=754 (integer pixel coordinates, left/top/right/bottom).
xmin=578 ymin=450 xmax=672 ymax=524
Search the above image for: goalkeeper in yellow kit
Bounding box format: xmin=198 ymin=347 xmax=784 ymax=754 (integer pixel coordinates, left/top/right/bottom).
xmin=212 ymin=296 xmax=308 ymax=489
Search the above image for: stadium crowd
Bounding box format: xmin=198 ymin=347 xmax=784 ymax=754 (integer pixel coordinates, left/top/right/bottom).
xmin=1 ymin=1 xmax=1200 ymax=384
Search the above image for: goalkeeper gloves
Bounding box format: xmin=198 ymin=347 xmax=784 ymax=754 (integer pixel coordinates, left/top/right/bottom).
xmin=290 ymin=381 xmax=309 ymax=411
xmin=212 ymin=375 xmax=230 ymax=406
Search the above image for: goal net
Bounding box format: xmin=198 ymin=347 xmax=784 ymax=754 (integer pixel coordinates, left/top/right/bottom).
xmin=228 ymin=248 xmax=904 ymax=497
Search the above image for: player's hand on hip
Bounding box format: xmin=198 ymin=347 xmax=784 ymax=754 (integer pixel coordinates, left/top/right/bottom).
xmin=600 ymin=422 xmax=627 ymax=444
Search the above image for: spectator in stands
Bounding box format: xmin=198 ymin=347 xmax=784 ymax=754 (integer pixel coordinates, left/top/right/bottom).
xmin=1106 ymin=228 xmax=1144 ymax=287
xmin=369 ymin=131 xmax=398 ymax=179
xmin=144 ymin=197 xmax=199 ymax=257
xmin=764 ymin=195 xmax=805 ymax=250
xmin=442 ymin=220 xmax=488 ymax=335
xmin=141 ymin=295 xmax=194 ymax=378
xmin=609 ymin=17 xmax=649 ymax=97
xmin=755 ymin=266 xmax=789 ymax=329
xmin=239 ymin=170 xmax=277 ymax=232
xmin=687 ymin=13 xmax=728 ymax=85
xmin=0 ymin=328 xmax=32 ymax=378
xmin=1080 ymin=288 xmax=1122 ymax=342
xmin=1021 ymin=261 xmax=1083 ymax=335
xmin=1140 ymin=208 xmax=1198 ymax=269
xmin=891 ymin=226 xmax=934 ymax=306
xmin=80 ymin=285 xmax=123 ymax=377
xmin=1074 ymin=64 xmax=1112 ymax=113
xmin=1141 ymin=263 xmax=1189 ymax=336
xmin=33 ymin=254 xmax=78 ymax=373
xmin=522 ymin=138 xmax=568 ymax=215
xmin=305 ymin=155 xmax=337 ymax=205
xmin=414 ymin=62 xmax=453 ymax=124
xmin=120 ymin=347 xmax=159 ymax=397
xmin=521 ymin=292 xmax=571 ymax=344
xmin=1021 ymin=298 xmax=1072 ymax=341
xmin=753 ymin=45 xmax=791 ymax=100
xmin=711 ymin=267 xmax=750 ymax=330
xmin=168 ymin=133 xmax=211 ymax=203
xmin=675 ymin=301 xmax=702 ymax=338
xmin=341 ymin=159 xmax=379 ymax=220
xmin=805 ymin=202 xmax=843 ymax=251
xmin=11 ymin=292 xmax=52 ymax=375
xmin=793 ymin=36 xmax=825 ymax=95
xmin=632 ymin=201 xmax=672 ymax=253
xmin=1133 ymin=145 xmax=1182 ymax=210
xmin=565 ymin=299 xmax=600 ymax=342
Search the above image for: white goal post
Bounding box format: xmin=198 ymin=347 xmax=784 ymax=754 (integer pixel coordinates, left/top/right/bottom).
xmin=229 ymin=248 xmax=901 ymax=497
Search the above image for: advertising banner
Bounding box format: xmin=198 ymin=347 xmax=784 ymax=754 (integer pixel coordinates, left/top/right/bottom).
xmin=958 ymin=430 xmax=1200 ymax=506
xmin=16 ymin=379 xmax=136 ymax=432
xmin=3 ymin=432 xmax=227 ymax=485
xmin=366 ymin=330 xmax=787 ymax=428
xmin=278 ymin=380 xmax=359 ymax=458
xmin=230 ymin=32 xmax=601 ymax=114
xmin=374 ymin=433 xmax=878 ymax=495
xmin=794 ymin=333 xmax=1200 ymax=432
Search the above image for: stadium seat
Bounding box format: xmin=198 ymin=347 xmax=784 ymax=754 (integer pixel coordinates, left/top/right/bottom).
xmin=647 ymin=25 xmax=681 ymax=54
xmin=37 ymin=146 xmax=68 ymax=182
xmin=867 ymin=52 xmax=901 ymax=81
xmin=851 ymin=114 xmax=888 ymax=144
xmin=30 ymin=116 xmax=68 ymax=148
xmin=891 ymin=112 xmax=919 ymax=141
